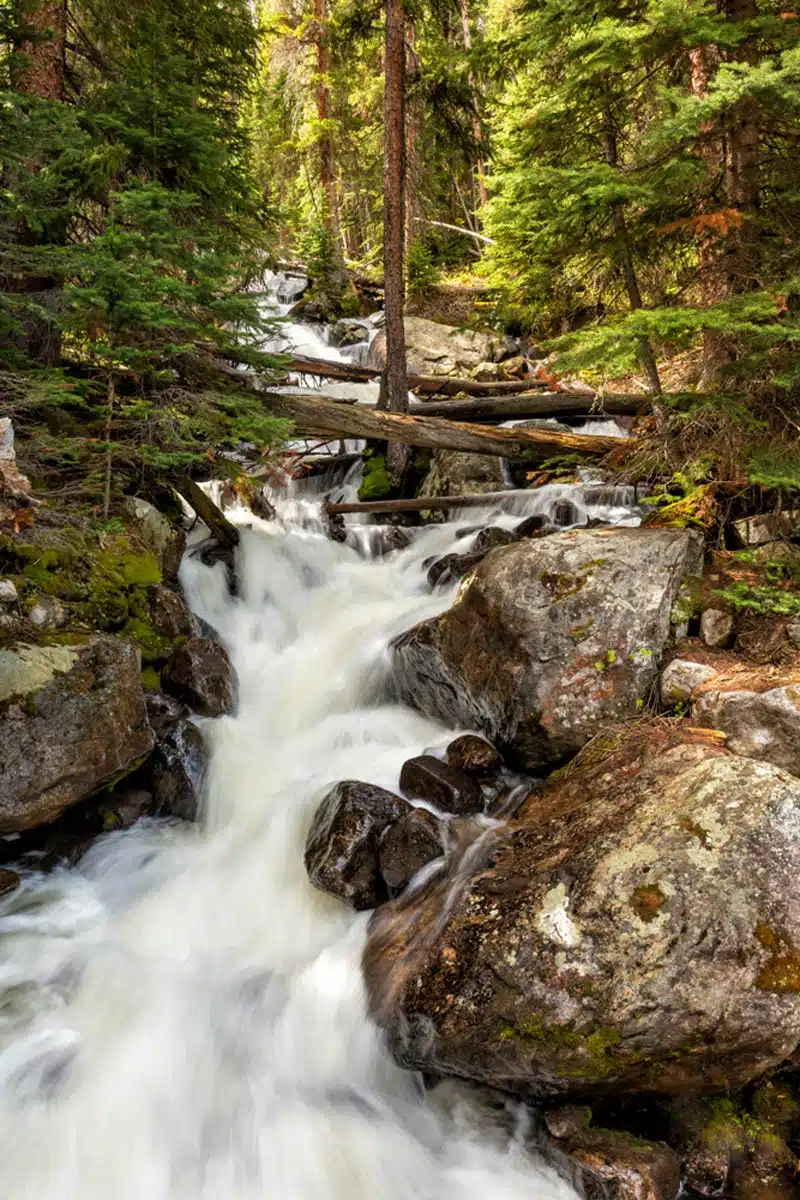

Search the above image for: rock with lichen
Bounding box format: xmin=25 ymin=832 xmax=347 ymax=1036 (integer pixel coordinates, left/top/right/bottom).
xmin=393 ymin=528 xmax=703 ymax=769
xmin=0 ymin=637 xmax=154 ymax=833
xmin=364 ymin=738 xmax=800 ymax=1099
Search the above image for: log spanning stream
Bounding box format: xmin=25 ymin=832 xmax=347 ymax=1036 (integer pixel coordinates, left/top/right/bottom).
xmin=0 ymin=285 xmax=639 ymax=1199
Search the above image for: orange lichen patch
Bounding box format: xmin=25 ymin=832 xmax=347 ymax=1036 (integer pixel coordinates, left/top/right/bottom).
xmin=630 ymin=886 xmax=667 ymax=923
xmin=755 ymin=923 xmax=800 ymax=994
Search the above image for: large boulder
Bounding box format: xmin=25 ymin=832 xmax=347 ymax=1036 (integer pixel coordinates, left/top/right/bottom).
xmin=393 ymin=529 xmax=703 ymax=769
xmin=369 ymin=316 xmax=501 ymax=376
xmin=419 ymin=450 xmax=506 ymax=499
xmin=305 ymin=781 xmax=409 ymax=910
xmin=693 ymin=669 xmax=800 ymax=777
xmin=161 ymin=636 xmax=235 ymax=717
xmin=364 ymin=739 xmax=800 ymax=1099
xmin=0 ymin=638 xmax=154 ymax=833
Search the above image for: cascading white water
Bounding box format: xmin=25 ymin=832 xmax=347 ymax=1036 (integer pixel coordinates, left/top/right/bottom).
xmin=0 ymin=490 xmax=593 ymax=1200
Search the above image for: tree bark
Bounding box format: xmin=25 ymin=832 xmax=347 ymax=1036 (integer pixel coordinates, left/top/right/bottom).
xmin=459 ymin=0 xmax=488 ymax=210
xmin=284 ymin=354 xmax=574 ymax=395
xmin=313 ymin=0 xmax=340 ymax=238
xmin=602 ymin=106 xmax=662 ymax=397
xmin=689 ymin=0 xmax=759 ymax=388
xmin=380 ymin=0 xmax=410 ymax=488
xmin=404 ymin=23 xmax=422 ymax=256
xmin=3 ymin=0 xmax=67 ymax=366
xmin=13 ymin=0 xmax=66 ymax=98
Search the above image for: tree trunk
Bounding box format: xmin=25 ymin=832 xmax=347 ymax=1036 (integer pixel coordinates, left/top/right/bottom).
xmin=4 ymin=0 xmax=67 ymax=366
xmin=689 ymin=0 xmax=759 ymax=388
xmin=380 ymin=0 xmax=410 ymax=488
xmin=262 ymin=387 xmax=623 ymax=461
xmin=602 ymin=107 xmax=662 ymax=397
xmin=13 ymin=0 xmax=66 ymax=98
xmin=459 ymin=0 xmax=488 ymax=210
xmin=404 ymin=24 xmax=422 ymax=256
xmin=313 ymin=0 xmax=340 ymax=238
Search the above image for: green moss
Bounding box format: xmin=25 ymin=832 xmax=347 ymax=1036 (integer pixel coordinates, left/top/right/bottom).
xmin=579 ymin=557 xmax=608 ymax=570
xmin=540 ymin=571 xmax=586 ymax=600
xmin=141 ymin=666 xmax=162 ymax=692
xmin=569 ymin=619 xmax=594 ymax=641
xmin=359 ymin=454 xmax=391 ymax=502
xmin=497 ymin=1017 xmax=623 ymax=1078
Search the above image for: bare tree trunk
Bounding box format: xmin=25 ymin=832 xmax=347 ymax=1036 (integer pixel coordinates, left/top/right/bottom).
xmin=380 ymin=0 xmax=410 ymax=487
xmin=689 ymin=0 xmax=759 ymax=388
xmin=3 ymin=0 xmax=67 ymax=365
xmin=404 ymin=24 xmax=421 ymax=257
xmin=602 ymin=107 xmax=662 ymax=397
xmin=313 ymin=0 xmax=340 ymax=239
xmin=459 ymin=0 xmax=488 ymax=210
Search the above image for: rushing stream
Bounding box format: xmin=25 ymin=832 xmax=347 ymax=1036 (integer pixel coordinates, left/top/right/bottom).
xmin=0 ymin=288 xmax=639 ymax=1198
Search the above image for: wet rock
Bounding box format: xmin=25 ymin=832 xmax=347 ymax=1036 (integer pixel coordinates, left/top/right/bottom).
xmin=0 ymin=579 xmax=18 ymax=604
xmin=28 ymin=595 xmax=67 ymax=628
xmin=420 ymin=449 xmax=506 ymax=499
xmin=0 ymin=868 xmax=20 ymax=896
xmin=515 ymin=512 xmax=557 ymax=540
xmin=124 ymin=495 xmax=185 ymax=581
xmin=97 ymin=787 xmax=153 ymax=832
xmin=305 ymin=780 xmax=409 ymax=911
xmin=0 ymin=638 xmax=154 ymax=833
xmin=370 ymin=526 xmax=412 ymax=557
xmin=472 ymin=527 xmax=518 ymax=554
xmin=693 ymin=674 xmax=800 ymax=776
xmin=399 ymin=755 xmax=482 ymax=816
xmin=379 ymin=808 xmax=444 ymax=891
xmin=660 ymin=659 xmax=719 ymax=707
xmin=365 ymin=740 xmax=800 ymax=1099
xmin=329 ymin=319 xmax=370 ymax=348
xmin=147 ymin=584 xmax=195 ymax=641
xmin=701 ymin=608 xmax=734 ymax=648
xmin=732 ymin=511 xmax=800 ymax=548
xmin=427 ymin=550 xmax=484 ymax=589
xmin=150 ymin=718 xmax=207 ymax=821
xmin=446 ymin=735 xmax=503 ymax=777
xmin=542 ymin=1106 xmax=681 ymax=1200
xmin=553 ymin=499 xmax=581 ymax=527
xmin=162 ymin=636 xmax=235 ymax=717
xmin=393 ymin=529 xmax=703 ymax=769
xmin=671 ymin=1095 xmax=798 ymax=1200
xmin=369 ymin=317 xmax=501 ymax=376
xmin=145 ymin=690 xmax=189 ymax=737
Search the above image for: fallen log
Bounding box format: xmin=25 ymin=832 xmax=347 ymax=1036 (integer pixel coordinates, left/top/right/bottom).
xmin=179 ymin=477 xmax=241 ymax=548
xmin=327 ymin=490 xmax=532 ymax=515
xmin=407 ymin=392 xmax=647 ymax=422
xmin=284 ymin=355 xmax=572 ymax=398
xmin=262 ymin=388 xmax=624 ymax=462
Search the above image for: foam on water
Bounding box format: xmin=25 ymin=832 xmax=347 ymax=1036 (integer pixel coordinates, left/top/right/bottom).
xmin=0 ymin=489 xmax=592 ymax=1200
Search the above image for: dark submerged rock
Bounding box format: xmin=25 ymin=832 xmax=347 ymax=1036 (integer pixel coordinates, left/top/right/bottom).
xmin=542 ymin=1106 xmax=681 ymax=1200
xmin=150 ymin=718 xmax=207 ymax=822
xmin=305 ymin=781 xmax=409 ymax=911
xmin=399 ymin=755 xmax=482 ymax=816
xmin=162 ymin=636 xmax=235 ymax=718
xmin=446 ymin=734 xmax=503 ymax=777
xmin=379 ymin=808 xmax=444 ymax=892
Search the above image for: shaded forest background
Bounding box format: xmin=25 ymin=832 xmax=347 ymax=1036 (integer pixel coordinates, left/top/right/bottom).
xmin=2 ymin=0 xmax=800 ymax=513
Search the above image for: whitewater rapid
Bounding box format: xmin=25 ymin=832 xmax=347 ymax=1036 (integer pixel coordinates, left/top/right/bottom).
xmin=0 ymin=490 xmax=592 ymax=1200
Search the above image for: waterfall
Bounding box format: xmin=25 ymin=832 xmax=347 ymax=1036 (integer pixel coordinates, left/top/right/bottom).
xmin=0 ymin=486 xmax=598 ymax=1200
